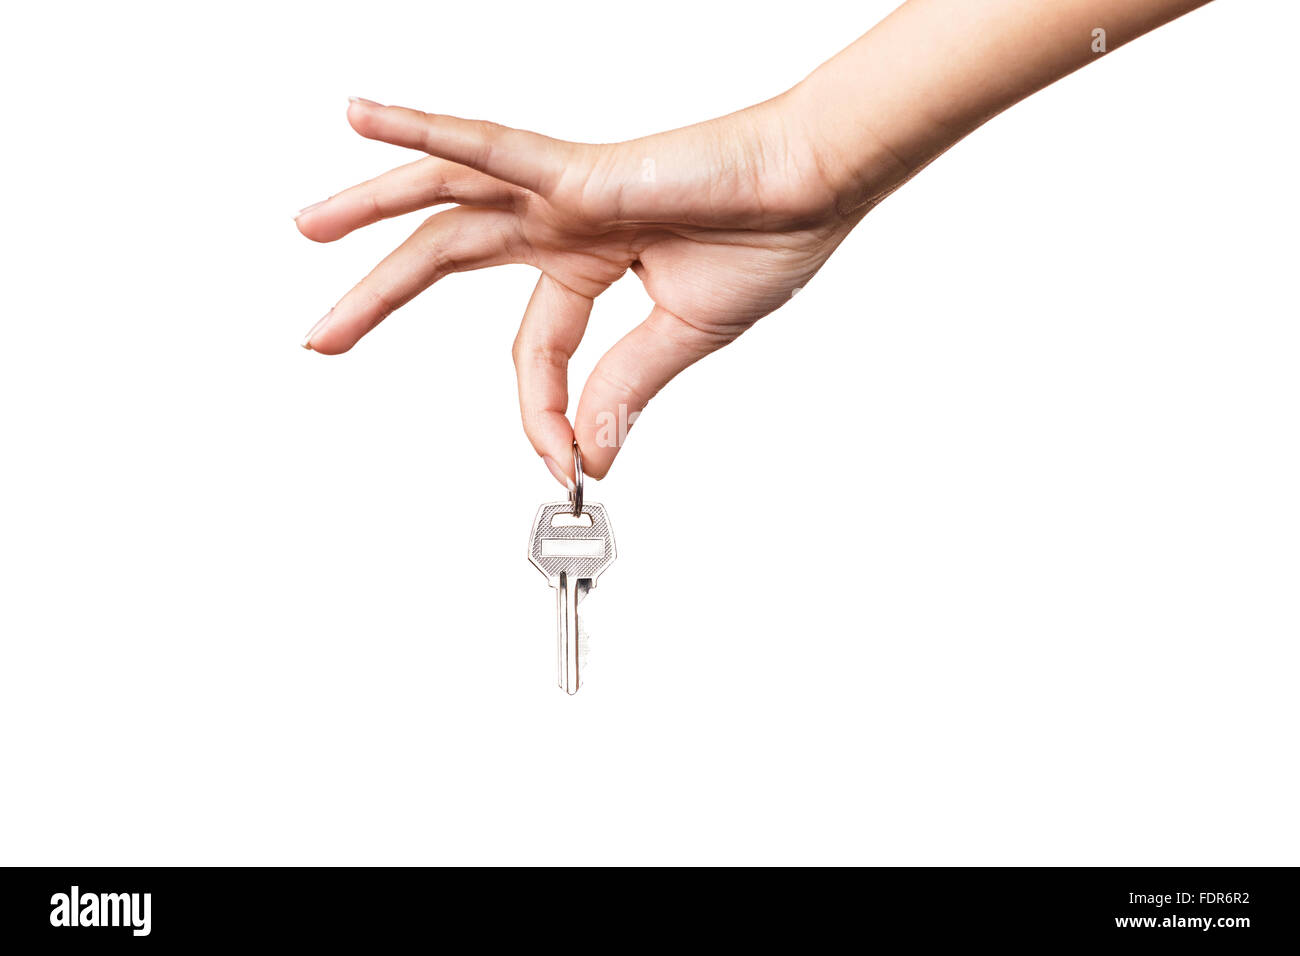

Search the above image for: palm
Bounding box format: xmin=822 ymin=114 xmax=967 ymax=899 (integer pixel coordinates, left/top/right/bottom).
xmin=529 ymin=125 xmax=851 ymax=341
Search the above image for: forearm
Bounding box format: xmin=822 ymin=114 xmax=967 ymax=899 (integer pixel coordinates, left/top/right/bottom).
xmin=791 ymin=0 xmax=1213 ymax=211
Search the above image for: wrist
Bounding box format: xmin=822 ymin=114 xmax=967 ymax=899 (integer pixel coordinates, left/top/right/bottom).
xmin=783 ymin=70 xmax=933 ymax=218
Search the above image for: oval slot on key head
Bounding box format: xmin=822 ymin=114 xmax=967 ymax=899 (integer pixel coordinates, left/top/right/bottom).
xmin=551 ymin=512 xmax=593 ymax=528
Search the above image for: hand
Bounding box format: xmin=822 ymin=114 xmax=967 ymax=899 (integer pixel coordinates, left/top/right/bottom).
xmin=296 ymin=95 xmax=864 ymax=483
xmin=297 ymin=0 xmax=1209 ymax=485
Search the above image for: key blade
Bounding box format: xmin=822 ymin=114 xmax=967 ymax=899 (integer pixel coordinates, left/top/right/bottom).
xmin=557 ymin=573 xmax=582 ymax=695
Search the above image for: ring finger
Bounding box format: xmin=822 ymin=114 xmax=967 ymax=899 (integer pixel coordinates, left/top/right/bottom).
xmin=304 ymin=206 xmax=528 ymax=353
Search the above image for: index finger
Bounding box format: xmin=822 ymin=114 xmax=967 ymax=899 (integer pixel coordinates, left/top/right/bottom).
xmin=512 ymin=274 xmax=593 ymax=486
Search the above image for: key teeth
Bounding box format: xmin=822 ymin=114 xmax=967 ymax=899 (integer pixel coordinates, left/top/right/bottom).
xmin=578 ymin=620 xmax=590 ymax=673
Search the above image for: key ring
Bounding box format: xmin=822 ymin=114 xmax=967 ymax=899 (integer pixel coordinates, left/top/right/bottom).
xmin=569 ymin=440 xmax=584 ymax=517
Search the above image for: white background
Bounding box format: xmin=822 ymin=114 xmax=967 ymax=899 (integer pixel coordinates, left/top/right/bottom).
xmin=1 ymin=1 xmax=1296 ymax=865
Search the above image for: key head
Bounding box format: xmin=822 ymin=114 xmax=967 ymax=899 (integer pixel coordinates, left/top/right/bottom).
xmin=528 ymin=502 xmax=616 ymax=586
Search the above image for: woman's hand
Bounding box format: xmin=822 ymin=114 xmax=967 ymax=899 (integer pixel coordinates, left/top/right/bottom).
xmin=296 ymin=94 xmax=868 ymax=483
xmin=297 ymin=1 xmax=1209 ymax=485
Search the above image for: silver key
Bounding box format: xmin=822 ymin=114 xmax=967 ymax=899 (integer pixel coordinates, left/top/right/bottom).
xmin=527 ymin=443 xmax=616 ymax=695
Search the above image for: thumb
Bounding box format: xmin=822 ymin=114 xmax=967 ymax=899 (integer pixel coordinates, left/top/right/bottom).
xmin=574 ymin=304 xmax=732 ymax=478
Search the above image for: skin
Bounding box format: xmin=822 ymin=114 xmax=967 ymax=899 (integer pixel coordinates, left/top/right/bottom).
xmin=297 ymin=0 xmax=1211 ymax=485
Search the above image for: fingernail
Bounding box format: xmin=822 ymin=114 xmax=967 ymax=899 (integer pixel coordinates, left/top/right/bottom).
xmin=542 ymin=455 xmax=575 ymax=492
xmin=295 ymin=199 xmax=326 ymax=220
xmin=301 ymin=309 xmax=333 ymax=351
xmin=348 ymin=96 xmax=383 ymax=108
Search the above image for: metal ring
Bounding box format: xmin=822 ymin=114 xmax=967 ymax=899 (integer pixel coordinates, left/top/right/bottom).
xmin=569 ymin=440 xmax=584 ymax=516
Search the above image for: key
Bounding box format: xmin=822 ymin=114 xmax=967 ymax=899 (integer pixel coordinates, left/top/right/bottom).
xmin=527 ymin=501 xmax=616 ymax=693
xmin=527 ymin=443 xmax=616 ymax=695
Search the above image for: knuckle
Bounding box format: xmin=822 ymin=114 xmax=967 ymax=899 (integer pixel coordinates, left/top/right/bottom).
xmin=588 ymin=361 xmax=651 ymax=409
xmin=513 ymin=339 xmax=568 ymax=375
xmin=650 ymin=308 xmax=735 ymax=355
xmin=519 ymin=405 xmax=550 ymax=431
xmin=418 ymin=231 xmax=457 ymax=280
xmin=357 ymin=282 xmax=399 ymax=320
